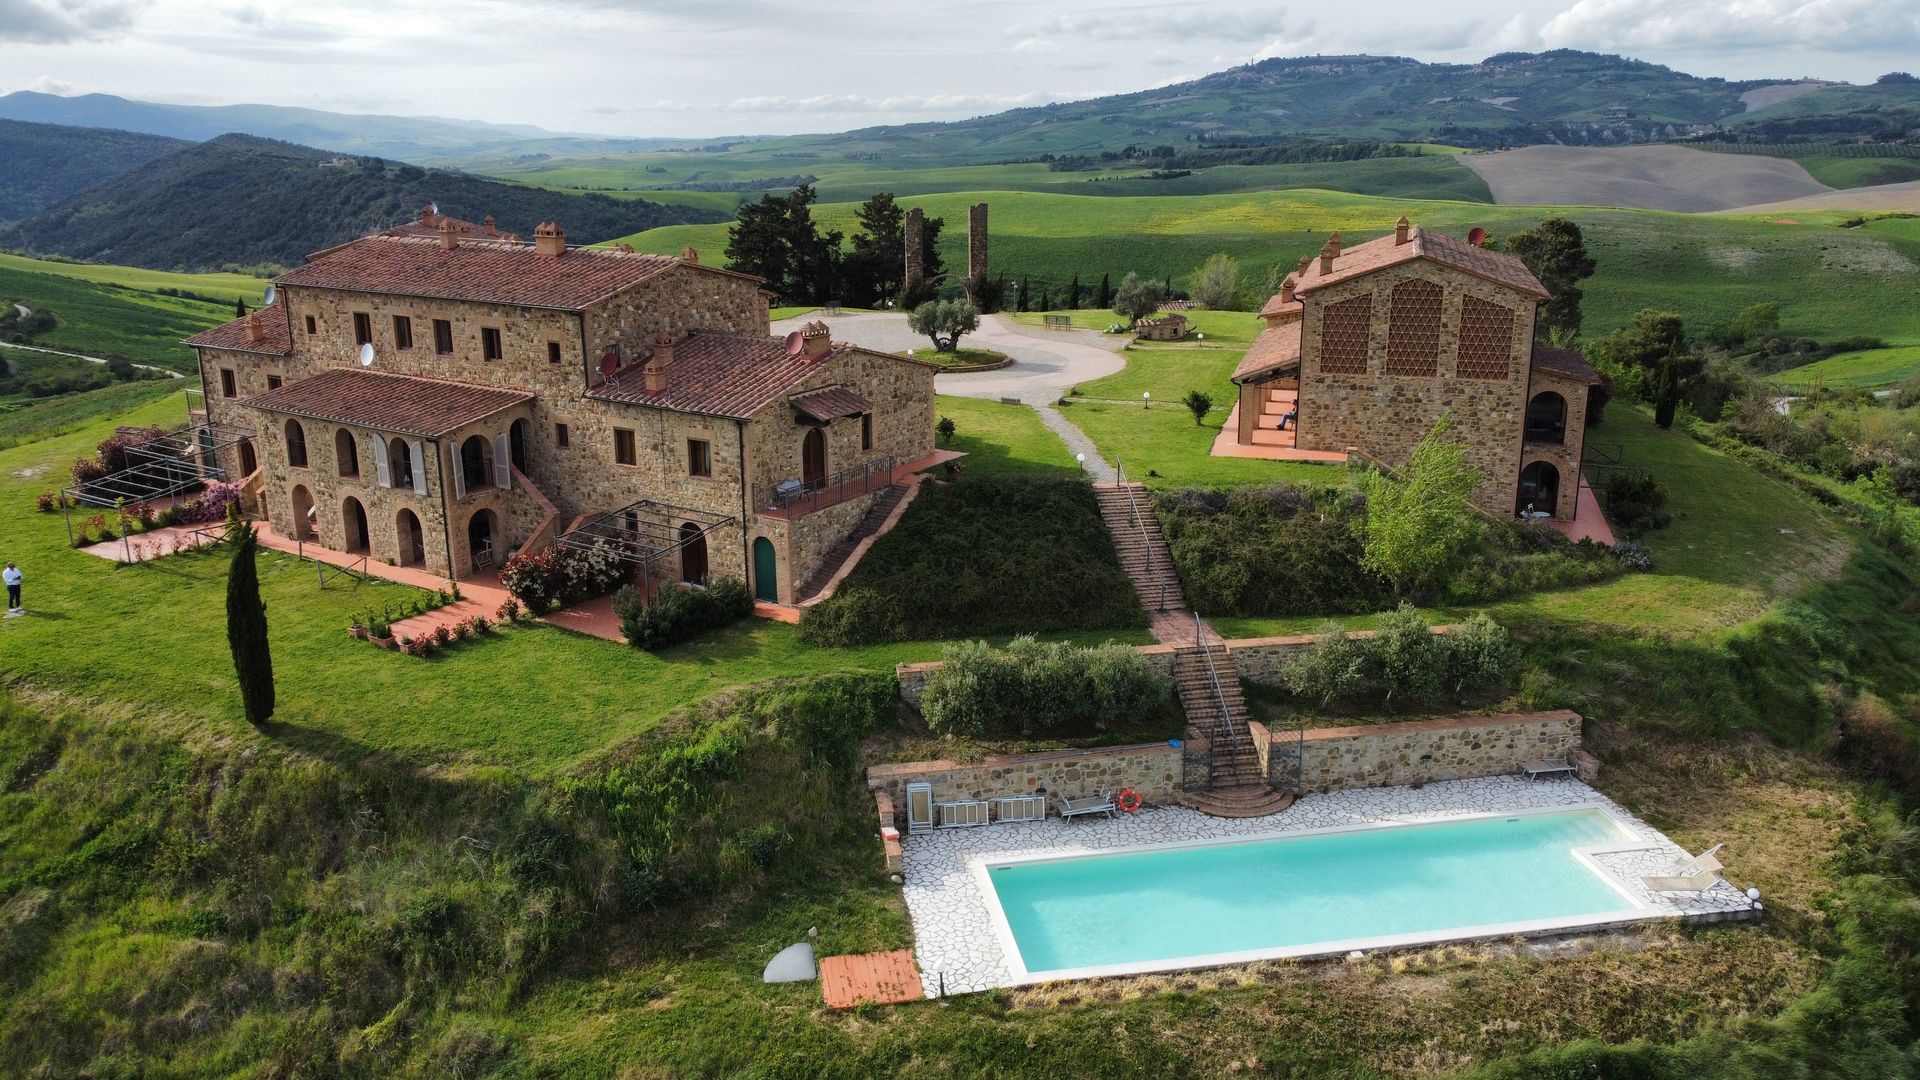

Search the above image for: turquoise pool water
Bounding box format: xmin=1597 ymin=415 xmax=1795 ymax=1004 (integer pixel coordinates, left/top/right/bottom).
xmin=986 ymin=810 xmax=1636 ymax=976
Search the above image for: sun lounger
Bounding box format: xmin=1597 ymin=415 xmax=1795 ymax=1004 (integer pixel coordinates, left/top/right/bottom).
xmin=1056 ymin=789 xmax=1116 ymax=821
xmin=1641 ymin=843 xmax=1725 ymax=893
xmin=1521 ymin=756 xmax=1577 ymax=781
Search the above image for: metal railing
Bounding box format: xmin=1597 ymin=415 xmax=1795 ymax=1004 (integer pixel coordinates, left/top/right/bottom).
xmin=1113 ymin=459 xmax=1170 ymax=611
xmin=754 ymin=454 xmax=894 ymax=517
xmin=1193 ymin=611 xmax=1245 ymax=789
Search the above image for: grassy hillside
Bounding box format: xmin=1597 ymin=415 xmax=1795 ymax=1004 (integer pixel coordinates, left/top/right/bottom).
xmin=0 ymin=254 xmax=255 ymax=371
xmin=1773 ymin=345 xmax=1920 ymax=389
xmin=0 ymin=119 xmax=185 ymax=225
xmin=1 ymin=134 xmax=726 ymax=274
xmin=617 ymin=188 xmax=1920 ymax=346
xmin=1793 ymin=155 xmax=1920 ymax=189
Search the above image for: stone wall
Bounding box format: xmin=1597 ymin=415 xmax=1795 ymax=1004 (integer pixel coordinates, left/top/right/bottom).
xmin=1272 ymin=710 xmax=1582 ymax=793
xmin=868 ymin=741 xmax=1185 ymax=826
xmin=1295 ymin=259 xmax=1536 ymax=517
xmin=903 ymin=208 xmax=925 ymax=294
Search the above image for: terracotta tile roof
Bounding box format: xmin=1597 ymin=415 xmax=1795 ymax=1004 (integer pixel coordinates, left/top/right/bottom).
xmin=1258 ymin=293 xmax=1303 ymax=319
xmin=789 ymin=384 xmax=871 ymax=422
xmin=1530 ymin=343 xmax=1603 ymax=385
xmin=381 ymin=213 xmax=511 ymax=240
xmin=1295 ymin=225 xmax=1549 ymax=300
xmin=1232 ymin=323 xmax=1303 ymax=382
xmin=273 ymin=234 xmax=685 ymax=311
xmin=182 ymin=305 xmax=294 ymax=357
xmin=589 ymin=331 xmax=918 ymax=420
xmin=238 ymin=368 xmax=532 ymax=437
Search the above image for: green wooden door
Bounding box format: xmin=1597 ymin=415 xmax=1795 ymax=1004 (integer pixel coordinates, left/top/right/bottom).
xmin=752 ymin=537 xmax=778 ymax=602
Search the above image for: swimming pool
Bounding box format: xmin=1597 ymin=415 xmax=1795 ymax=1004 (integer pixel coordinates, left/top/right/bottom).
xmin=980 ymin=808 xmax=1649 ymax=980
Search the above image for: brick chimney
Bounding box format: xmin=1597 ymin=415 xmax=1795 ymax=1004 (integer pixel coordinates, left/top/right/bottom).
xmin=644 ymin=336 xmax=672 ymax=393
xmin=533 ymin=221 xmax=566 ymax=258
xmin=438 ymin=217 xmax=459 ymax=251
xmin=1394 ymin=216 xmax=1411 ymax=245
xmin=245 ymin=310 xmax=265 ymax=343
xmin=801 ymin=320 xmax=832 ymax=359
xmin=1318 ymin=234 xmax=1342 ymax=275
xmin=421 ymin=203 xmax=438 ymax=228
xmin=1296 ymin=255 xmax=1312 ymax=275
xmin=680 ymin=245 xmax=700 ymax=264
xmin=482 ymin=215 xmax=498 ymax=237
xmin=1280 ymin=275 xmax=1296 ymax=304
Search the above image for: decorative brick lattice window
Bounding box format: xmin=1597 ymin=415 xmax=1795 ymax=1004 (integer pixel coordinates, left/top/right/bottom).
xmin=1383 ymin=280 xmax=1444 ymax=376
xmin=1317 ymin=294 xmax=1373 ymax=375
xmin=1455 ymin=296 xmax=1515 ymax=380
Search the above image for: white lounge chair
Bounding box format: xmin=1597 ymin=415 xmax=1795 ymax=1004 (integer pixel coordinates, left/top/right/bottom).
xmin=1056 ymin=789 xmax=1116 ymax=821
xmin=1641 ymin=843 xmax=1725 ymax=893
xmin=1521 ymin=755 xmax=1577 ymax=781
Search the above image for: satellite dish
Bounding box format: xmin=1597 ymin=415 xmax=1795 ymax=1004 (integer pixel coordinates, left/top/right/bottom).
xmin=358 ymin=342 xmax=375 ymax=367
xmin=261 ymin=283 xmax=276 ymax=305
xmin=784 ymin=330 xmax=805 ymax=356
xmin=1467 ymin=227 xmax=1487 ymax=248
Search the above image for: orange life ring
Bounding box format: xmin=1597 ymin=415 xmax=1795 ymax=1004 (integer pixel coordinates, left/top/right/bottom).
xmin=1116 ymin=789 xmax=1142 ymax=813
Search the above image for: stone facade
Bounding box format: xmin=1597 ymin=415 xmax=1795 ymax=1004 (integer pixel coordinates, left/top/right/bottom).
xmin=868 ymin=742 xmax=1186 ymax=827
xmin=193 ymin=238 xmax=937 ymax=593
xmin=966 ymin=203 xmax=988 ymax=285
xmin=1134 ymin=313 xmax=1189 ymax=341
xmin=1273 ymin=710 xmax=1582 ymax=793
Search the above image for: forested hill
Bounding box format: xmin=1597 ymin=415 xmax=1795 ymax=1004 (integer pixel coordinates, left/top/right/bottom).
xmin=0 ymin=134 xmax=727 ymax=274
xmin=0 ymin=120 xmax=186 ymax=227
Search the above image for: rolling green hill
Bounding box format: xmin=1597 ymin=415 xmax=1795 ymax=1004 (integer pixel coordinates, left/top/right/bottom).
xmin=0 ymin=120 xmax=186 ymax=226
xmin=0 ymin=253 xmax=263 ymax=371
xmin=0 ymin=134 xmax=727 ymax=274
xmin=615 ymin=188 xmax=1920 ymax=346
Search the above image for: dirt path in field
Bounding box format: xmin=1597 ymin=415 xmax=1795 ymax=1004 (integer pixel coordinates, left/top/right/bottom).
xmin=1461 ymin=145 xmax=1831 ymax=212
xmin=0 ymin=340 xmax=184 ymax=378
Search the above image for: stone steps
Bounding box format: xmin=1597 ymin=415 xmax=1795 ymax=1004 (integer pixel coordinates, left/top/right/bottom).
xmin=1181 ymin=785 xmax=1296 ymax=818
xmin=1094 ymin=483 xmax=1187 ymax=613
xmin=796 ymin=483 xmax=908 ymax=603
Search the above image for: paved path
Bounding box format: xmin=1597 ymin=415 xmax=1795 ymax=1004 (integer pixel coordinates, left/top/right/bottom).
xmin=1 ymin=339 xmax=185 ymax=379
xmin=769 ymin=311 xmax=1126 ymax=404
xmin=1034 ymin=403 xmax=1113 ymax=482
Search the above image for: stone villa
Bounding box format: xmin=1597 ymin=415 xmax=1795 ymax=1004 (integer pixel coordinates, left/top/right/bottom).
xmin=186 ymin=208 xmax=945 ymax=605
xmin=1227 ymin=218 xmax=1601 ymax=521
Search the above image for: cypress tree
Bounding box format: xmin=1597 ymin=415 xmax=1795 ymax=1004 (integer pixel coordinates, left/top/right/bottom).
xmin=226 ymin=515 xmax=275 ymax=726
xmin=235 ymin=297 xmax=248 ymax=318
xmin=1067 ymin=273 xmax=1081 ymax=310
xmin=1015 ymin=275 xmax=1030 ymax=313
xmin=1653 ymin=347 xmax=1681 ymax=430
xmin=1096 ymin=272 xmax=1112 ymax=308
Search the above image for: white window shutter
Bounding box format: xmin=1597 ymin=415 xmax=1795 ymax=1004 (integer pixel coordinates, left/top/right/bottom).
xmin=372 ymin=435 xmax=391 ymax=488
xmin=410 ymin=440 xmax=427 ymax=495
xmin=493 ymin=433 xmax=511 ymax=489
xmin=449 ymin=442 xmax=466 ymax=499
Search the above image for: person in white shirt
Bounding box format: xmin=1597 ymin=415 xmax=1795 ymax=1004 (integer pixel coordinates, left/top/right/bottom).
xmin=4 ymin=561 xmax=21 ymax=613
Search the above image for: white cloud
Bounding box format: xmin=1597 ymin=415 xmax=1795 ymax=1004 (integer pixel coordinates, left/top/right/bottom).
xmin=1011 ymin=38 xmax=1058 ymax=53
xmin=0 ymin=0 xmax=143 ymax=43
xmin=1021 ymin=6 xmax=1291 ymax=43
xmin=1540 ymin=0 xmax=1920 ymax=51
xmin=30 ymin=74 xmax=75 ymax=93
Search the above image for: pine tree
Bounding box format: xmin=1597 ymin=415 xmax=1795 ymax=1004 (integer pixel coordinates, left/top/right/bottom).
xmin=226 ymin=515 xmax=275 ymax=726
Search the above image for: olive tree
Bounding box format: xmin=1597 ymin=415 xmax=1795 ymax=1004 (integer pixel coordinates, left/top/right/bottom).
xmin=908 ymin=298 xmax=980 ymax=352
xmin=1111 ymin=272 xmax=1166 ymax=328
xmin=1361 ymin=415 xmax=1482 ymax=597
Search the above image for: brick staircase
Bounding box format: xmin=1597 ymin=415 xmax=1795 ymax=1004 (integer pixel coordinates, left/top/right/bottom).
xmin=1247 ymin=388 xmax=1300 ymax=449
xmin=1093 ymin=482 xmax=1185 ymax=612
xmin=1093 ymin=480 xmax=1293 ymax=818
xmin=796 ymin=483 xmax=909 ymax=603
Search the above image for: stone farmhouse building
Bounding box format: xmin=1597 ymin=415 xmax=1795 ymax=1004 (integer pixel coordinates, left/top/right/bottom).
xmin=1229 ymin=218 xmax=1601 ymax=521
xmin=186 ymin=209 xmax=942 ymax=605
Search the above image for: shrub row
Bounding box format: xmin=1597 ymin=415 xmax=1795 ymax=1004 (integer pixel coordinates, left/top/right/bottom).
xmin=1282 ymin=607 xmax=1517 ymax=709
xmin=613 ymin=576 xmax=754 ymax=650
xmin=919 ymin=636 xmax=1172 ymax=738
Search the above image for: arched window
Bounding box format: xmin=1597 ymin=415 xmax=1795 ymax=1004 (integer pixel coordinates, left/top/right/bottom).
xmin=285 ymin=419 xmax=308 ymax=468
xmin=388 ymin=438 xmax=414 ymax=489
xmin=342 ymin=496 xmax=370 ymax=554
xmin=290 ymin=484 xmax=316 ymax=540
xmin=335 ymin=428 xmax=359 ymax=477
xmin=461 ymin=435 xmax=492 ymax=493
xmin=1525 ymin=391 xmax=1567 ymax=444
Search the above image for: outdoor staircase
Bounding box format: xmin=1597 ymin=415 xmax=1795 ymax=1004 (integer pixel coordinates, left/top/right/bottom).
xmin=796 ymin=483 xmax=909 ymax=603
xmin=1248 ymin=388 xmax=1299 ymax=448
xmin=1094 ymin=482 xmax=1186 ymax=612
xmin=1173 ymin=641 xmax=1296 ymax=818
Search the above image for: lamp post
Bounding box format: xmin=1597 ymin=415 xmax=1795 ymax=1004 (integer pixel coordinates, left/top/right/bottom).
xmin=1075 ymin=453 xmax=1086 ymax=471
xmin=1142 ymin=391 xmax=1151 ymax=410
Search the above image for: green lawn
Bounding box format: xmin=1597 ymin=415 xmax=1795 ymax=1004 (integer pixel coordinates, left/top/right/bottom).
xmin=1791 ymin=154 xmax=1920 ymax=189
xmin=1772 ymin=345 xmax=1920 ymax=389
xmin=933 ymin=394 xmax=1077 ymax=477
xmin=904 ymin=345 xmax=1006 ymax=368
xmin=0 ymin=378 xmax=182 ymax=449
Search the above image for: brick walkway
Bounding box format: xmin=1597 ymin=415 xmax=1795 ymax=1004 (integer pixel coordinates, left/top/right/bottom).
xmin=820 ymin=949 xmax=923 ymax=1008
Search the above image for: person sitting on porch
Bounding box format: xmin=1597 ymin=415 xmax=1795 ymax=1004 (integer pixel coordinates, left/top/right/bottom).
xmin=1277 ymin=409 xmax=1296 ymax=430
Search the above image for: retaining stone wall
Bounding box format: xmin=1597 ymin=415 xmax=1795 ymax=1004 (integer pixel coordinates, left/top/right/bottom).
xmin=868 ymin=742 xmax=1184 ymax=827
xmin=1275 ymin=710 xmax=1582 ymax=792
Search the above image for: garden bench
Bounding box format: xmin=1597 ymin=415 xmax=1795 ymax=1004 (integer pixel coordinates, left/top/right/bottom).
xmin=1043 ymin=314 xmax=1072 ymax=330
xmin=1521 ymin=756 xmax=1577 ymax=781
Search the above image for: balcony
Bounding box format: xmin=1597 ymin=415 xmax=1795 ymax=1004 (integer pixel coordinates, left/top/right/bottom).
xmin=754 ymin=455 xmax=896 ymax=521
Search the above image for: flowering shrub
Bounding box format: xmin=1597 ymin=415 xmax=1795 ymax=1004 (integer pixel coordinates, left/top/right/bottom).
xmin=433 ymin=625 xmax=452 ymax=646
xmin=71 ymin=458 xmax=108 ymax=485
xmin=172 ymin=481 xmax=242 ymax=525
xmin=501 ymin=541 xmax=626 ymax=610
xmin=468 ymin=614 xmax=490 ymax=635
xmin=95 ymin=426 xmax=169 ymax=474
xmin=35 ymin=491 xmax=56 ymax=512
xmin=495 ymin=597 xmax=522 ymax=622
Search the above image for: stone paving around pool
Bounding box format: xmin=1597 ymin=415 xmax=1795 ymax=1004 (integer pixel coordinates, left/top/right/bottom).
xmin=901 ymin=775 xmax=1759 ymax=997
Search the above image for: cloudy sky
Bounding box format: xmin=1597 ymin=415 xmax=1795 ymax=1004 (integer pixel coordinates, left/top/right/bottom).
xmin=2 ymin=0 xmax=1916 ymax=138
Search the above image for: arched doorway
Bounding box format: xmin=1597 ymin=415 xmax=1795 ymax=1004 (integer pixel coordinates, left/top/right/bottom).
xmin=509 ymin=418 xmax=528 ymax=473
xmin=467 ymin=508 xmax=497 ymax=572
xmin=460 ymin=435 xmax=492 ymax=492
xmin=802 ymin=427 xmax=827 ymax=490
xmin=290 ymin=484 xmax=316 ymax=540
xmin=284 ymin=419 xmax=308 ymax=467
xmin=236 ymin=439 xmax=258 ymax=477
xmin=752 ymin=537 xmax=778 ymax=602
xmin=679 ymin=522 xmax=708 ymax=584
xmin=335 ymin=429 xmax=360 ymax=476
xmin=342 ymin=496 xmax=370 ymax=553
xmin=1517 ymin=461 xmax=1560 ymax=517
xmin=396 ymin=508 xmax=425 ymax=568
xmin=1525 ymin=391 xmax=1567 ymax=444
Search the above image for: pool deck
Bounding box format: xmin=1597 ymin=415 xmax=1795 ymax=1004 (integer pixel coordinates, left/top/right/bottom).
xmin=900 ymin=775 xmax=1758 ymax=996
